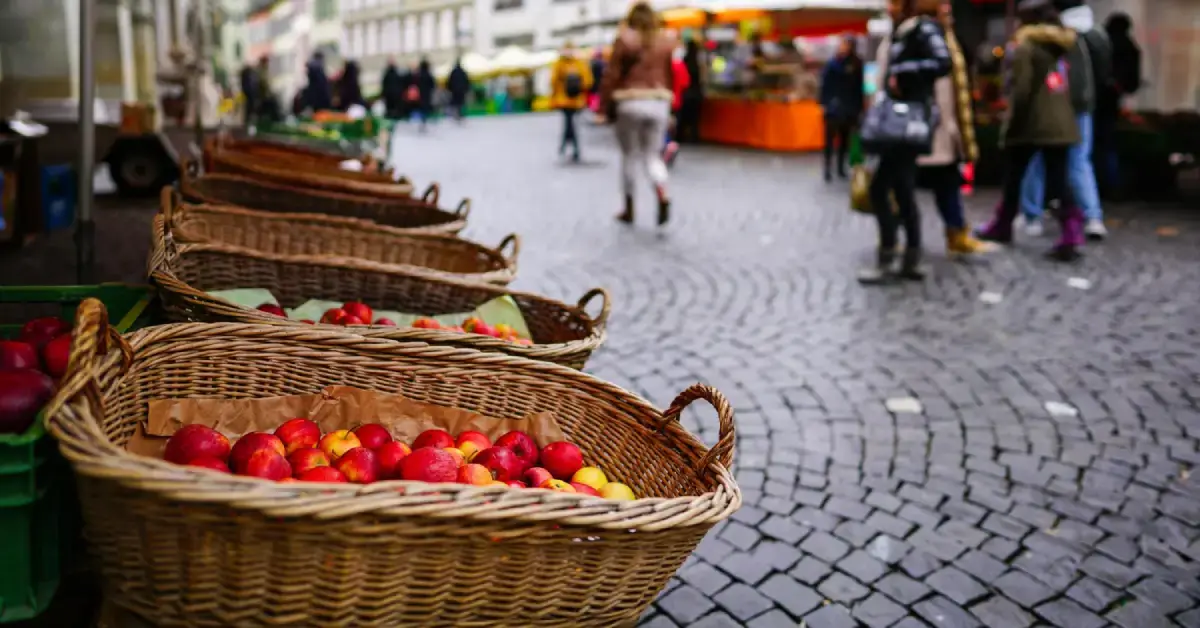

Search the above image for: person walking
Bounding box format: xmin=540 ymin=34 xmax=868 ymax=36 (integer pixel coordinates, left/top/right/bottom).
xmin=1017 ymin=0 xmax=1111 ymax=240
xmin=550 ymin=42 xmax=593 ymax=162
xmin=976 ymin=0 xmax=1083 ymax=261
xmin=677 ymin=39 xmax=704 ymax=143
xmin=414 ymin=58 xmax=436 ymax=131
xmin=1094 ymin=12 xmax=1141 ymax=196
xmin=304 ymin=52 xmax=333 ymax=113
xmin=447 ymin=60 xmax=471 ymax=122
xmin=381 ymin=58 xmax=405 ymax=119
xmin=858 ymin=0 xmax=951 ymax=284
xmin=820 ymin=35 xmax=865 ymax=182
xmin=239 ymin=63 xmax=259 ymax=127
xmin=589 ymin=50 xmax=606 ymax=114
xmin=662 ymin=51 xmax=691 ymax=166
xmin=599 ymin=2 xmax=677 ymax=226
xmin=338 ymin=61 xmax=366 ymax=112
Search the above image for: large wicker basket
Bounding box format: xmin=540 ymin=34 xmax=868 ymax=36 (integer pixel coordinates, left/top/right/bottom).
xmin=179 ymin=162 xmax=468 ymax=235
xmin=163 ymin=189 xmax=519 ymax=285
xmin=204 ymin=134 xmax=387 ymax=175
xmin=46 ymin=299 xmax=740 ymax=628
xmin=149 ymin=215 xmax=609 ymax=369
xmin=203 ymin=137 xmax=413 ymax=199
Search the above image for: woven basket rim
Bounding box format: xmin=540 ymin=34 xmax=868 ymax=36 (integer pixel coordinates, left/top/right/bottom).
xmin=206 ymin=135 xmax=398 ymax=184
xmin=148 ymin=215 xmax=609 ymax=356
xmin=44 ymin=308 xmax=740 ymax=532
xmin=207 ymin=148 xmax=413 ymax=197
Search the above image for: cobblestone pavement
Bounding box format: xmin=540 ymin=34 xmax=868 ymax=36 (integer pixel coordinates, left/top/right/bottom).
xmin=4 ymin=114 xmax=1200 ymax=627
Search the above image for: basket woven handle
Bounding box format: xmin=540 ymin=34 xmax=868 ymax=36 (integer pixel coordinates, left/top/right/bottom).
xmin=159 ymin=186 xmax=183 ymax=229
xmin=495 ymin=234 xmax=521 ymax=266
xmin=43 ymin=298 xmax=133 ymax=445
xmin=420 ymin=183 xmax=440 ymax=206
xmin=576 ymin=288 xmax=610 ymax=329
xmin=661 ymin=384 xmax=736 ymax=475
xmin=454 ymin=198 xmax=471 ymax=220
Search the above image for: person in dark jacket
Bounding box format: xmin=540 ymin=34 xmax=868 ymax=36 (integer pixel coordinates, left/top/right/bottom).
xmin=415 ymin=58 xmax=436 ymax=131
xmin=1094 ymin=11 xmax=1140 ymax=194
xmin=677 ymin=39 xmax=704 ymax=143
xmin=381 ymin=59 xmax=405 ymax=119
xmin=976 ymin=0 xmax=1082 ymax=261
xmin=1018 ymin=0 xmax=1111 ymax=240
xmin=239 ymin=64 xmax=259 ymax=127
xmin=305 ymin=52 xmax=333 ymax=112
xmin=447 ymin=60 xmax=470 ymax=121
xmin=337 ymin=60 xmax=366 ymax=112
xmin=819 ymin=35 xmax=865 ymax=181
xmin=858 ymin=0 xmax=951 ymax=284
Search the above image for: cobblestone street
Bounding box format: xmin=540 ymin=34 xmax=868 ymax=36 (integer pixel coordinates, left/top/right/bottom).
xmin=5 ymin=113 xmax=1200 ymax=627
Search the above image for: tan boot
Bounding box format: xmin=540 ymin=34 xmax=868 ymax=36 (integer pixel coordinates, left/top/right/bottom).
xmin=946 ymin=226 xmax=998 ymax=256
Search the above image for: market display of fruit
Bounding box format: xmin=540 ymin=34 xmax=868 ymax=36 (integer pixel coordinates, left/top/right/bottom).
xmin=0 ymin=316 xmax=73 ymax=434
xmin=255 ymin=300 xmax=534 ymax=344
xmin=161 ymin=422 xmax=637 ymax=499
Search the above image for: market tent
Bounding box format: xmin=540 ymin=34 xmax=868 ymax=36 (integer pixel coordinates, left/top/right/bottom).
xmin=434 ymin=52 xmax=492 ymax=79
xmin=489 ymin=47 xmax=536 ymax=74
xmin=524 ymin=50 xmax=559 ymax=71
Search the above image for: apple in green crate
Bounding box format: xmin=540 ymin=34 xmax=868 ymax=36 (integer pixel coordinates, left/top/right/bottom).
xmin=0 ymin=340 xmax=40 ymax=371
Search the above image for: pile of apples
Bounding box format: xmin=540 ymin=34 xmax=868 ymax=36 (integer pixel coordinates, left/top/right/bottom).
xmin=255 ymin=300 xmax=532 ymax=345
xmin=412 ymin=317 xmax=532 ymax=345
xmin=0 ymin=317 xmax=73 ymax=434
xmin=163 ymin=420 xmax=636 ymax=499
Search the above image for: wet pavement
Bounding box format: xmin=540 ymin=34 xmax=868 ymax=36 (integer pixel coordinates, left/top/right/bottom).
xmin=5 ymin=113 xmax=1200 ymax=627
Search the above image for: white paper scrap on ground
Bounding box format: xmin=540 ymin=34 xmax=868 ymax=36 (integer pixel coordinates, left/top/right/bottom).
xmin=885 ymin=397 xmax=923 ymax=414
xmin=979 ymin=291 xmax=1003 ymax=304
xmin=339 ymin=159 xmax=364 ymax=172
xmin=1067 ymin=277 xmax=1092 ymax=290
xmin=1044 ymin=401 xmax=1079 ymax=417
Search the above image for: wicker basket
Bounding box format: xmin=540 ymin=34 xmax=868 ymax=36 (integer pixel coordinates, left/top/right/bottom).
xmin=163 ymin=189 xmax=519 ymax=285
xmin=205 ymin=134 xmax=388 ymax=175
xmin=149 ymin=215 xmax=609 ymax=369
xmin=179 ymin=161 xmax=468 ymax=235
xmin=203 ymin=137 xmax=413 ymax=199
xmin=46 ymin=299 xmax=740 ymax=628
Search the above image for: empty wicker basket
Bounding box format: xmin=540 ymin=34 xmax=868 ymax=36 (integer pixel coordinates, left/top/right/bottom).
xmin=47 ymin=299 xmax=740 ymax=627
xmin=163 ymin=189 xmax=518 ymax=284
xmin=149 ymin=215 xmax=608 ymax=369
xmin=204 ymin=134 xmax=388 ymax=175
xmin=179 ymin=162 xmax=468 ymax=235
xmin=203 ymin=137 xmax=412 ymax=199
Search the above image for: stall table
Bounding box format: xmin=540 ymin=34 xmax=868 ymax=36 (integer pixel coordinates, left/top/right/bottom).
xmin=700 ymin=97 xmax=826 ymax=152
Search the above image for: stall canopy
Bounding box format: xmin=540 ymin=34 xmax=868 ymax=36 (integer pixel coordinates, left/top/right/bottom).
xmin=656 ymin=0 xmax=884 ymax=36
xmin=489 ymin=47 xmax=537 ymax=74
xmin=434 ymin=52 xmax=492 ymax=79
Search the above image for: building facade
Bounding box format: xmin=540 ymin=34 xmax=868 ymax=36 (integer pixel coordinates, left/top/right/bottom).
xmin=341 ymin=0 xmax=473 ymax=92
xmin=473 ymin=0 xmax=623 ymax=55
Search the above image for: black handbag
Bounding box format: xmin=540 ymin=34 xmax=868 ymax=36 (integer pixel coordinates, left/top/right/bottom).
xmin=861 ymin=25 xmax=940 ymax=154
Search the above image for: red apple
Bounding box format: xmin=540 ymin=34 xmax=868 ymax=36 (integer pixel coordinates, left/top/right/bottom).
xmin=412 ymin=318 xmax=441 ymax=330
xmin=457 ymin=463 xmax=493 ymax=485
xmin=399 ymin=447 xmax=459 ymax=483
xmin=376 ymin=441 xmax=412 ymax=479
xmin=300 ymin=319 xmax=315 ymax=325
xmin=41 ymin=334 xmax=72 ymax=378
xmin=0 ymin=369 xmax=55 ymax=434
xmin=240 ymin=450 xmax=291 ymax=481
xmin=343 ymin=315 xmax=366 ymax=326
xmin=473 ymin=446 xmax=524 ymax=482
xmin=342 ymin=301 xmax=373 ymax=324
xmin=522 ymin=467 xmax=553 ymax=488
xmin=334 ymin=447 xmax=380 ymax=484
xmin=570 ymin=482 xmax=600 ymax=496
xmin=374 ymin=318 xmax=397 ymax=326
xmin=318 ymin=430 xmax=362 ymax=461
xmin=455 ymin=430 xmax=491 ymax=454
xmin=297 ymin=466 xmax=347 ymax=482
xmin=286 ymin=447 xmax=331 ymax=476
xmin=412 ymin=428 xmax=455 ymax=450
xmin=320 ymin=308 xmax=349 ymax=325
xmin=274 ymin=417 xmax=321 ymax=454
xmin=0 ymin=340 xmax=40 ymax=372
xmin=187 ymin=457 xmax=231 ymax=473
xmin=230 ymin=432 xmax=286 ymax=472
xmin=541 ymin=441 xmax=584 ymax=480
xmin=19 ymin=317 xmax=70 ymax=350
xmin=461 ymin=317 xmax=482 ymax=333
xmin=505 ymin=480 xmax=528 ymax=489
xmin=495 ymin=431 xmax=539 ymax=472
xmin=164 ymin=424 xmax=232 ymax=465
xmin=472 ymin=322 xmax=496 ymax=337
xmin=256 ymin=303 xmax=286 ymax=317
xmin=353 ymin=423 xmax=393 ymax=450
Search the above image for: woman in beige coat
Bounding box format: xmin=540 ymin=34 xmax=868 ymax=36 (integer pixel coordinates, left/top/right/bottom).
xmin=875 ymin=0 xmax=992 ymax=256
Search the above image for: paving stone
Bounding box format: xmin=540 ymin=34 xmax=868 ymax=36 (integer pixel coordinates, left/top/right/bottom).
xmin=759 ymin=515 xmax=809 ymax=544
xmin=1129 ymin=577 xmax=1194 ymax=614
xmin=992 ymin=571 xmax=1056 ymax=608
xmin=753 ymin=540 xmax=804 ymax=571
xmin=832 ymin=520 xmax=877 ymax=548
xmin=800 ymin=531 xmax=851 ymax=564
xmin=874 ymin=572 xmax=932 ymax=605
xmin=731 ymin=505 xmax=770 ymax=527
xmin=678 ymin=561 xmax=732 ymax=596
xmin=745 ymin=609 xmax=799 ymax=628
xmin=1034 ymin=598 xmax=1106 ymax=628
xmin=981 ymin=536 xmax=1022 ymax=561
xmin=789 ymin=556 xmax=832 ymax=585
xmin=924 ymin=566 xmax=989 ymax=606
xmin=900 ymin=549 xmax=943 ymax=579
xmin=982 ymin=513 xmax=1033 ymax=541
xmin=865 ymin=534 xmax=912 ymax=564
xmin=852 ymin=592 xmax=908 ymax=628
xmin=1106 ymin=600 xmax=1174 ymax=628
xmin=817 ymin=572 xmax=871 ymax=604
xmin=758 ymin=574 xmax=821 ymax=617
xmin=794 ymin=507 xmax=843 ymax=532
xmin=970 ymin=595 xmax=1036 ymax=628
xmin=717 ymin=551 xmax=775 ymax=585
xmin=866 ymin=511 xmax=916 ymax=539
xmin=657 ymin=584 xmax=716 ymax=625
xmin=956 ymin=550 xmax=1008 ymax=583
xmin=803 ymin=603 xmax=858 ymax=628
xmin=1080 ymin=553 xmax=1144 ymax=588
xmin=713 ymin=584 xmax=775 ymax=621
xmin=1065 ymin=576 xmax=1124 ymax=612
xmin=640 ymin=613 xmax=681 ymax=628
xmin=913 ymin=595 xmax=984 ymax=628
xmin=836 ymin=549 xmax=888 ymax=584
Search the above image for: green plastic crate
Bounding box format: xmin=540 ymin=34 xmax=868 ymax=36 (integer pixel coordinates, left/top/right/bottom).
xmin=0 ymin=283 xmax=155 ymax=623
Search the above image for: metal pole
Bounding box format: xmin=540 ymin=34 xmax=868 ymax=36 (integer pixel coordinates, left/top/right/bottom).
xmin=192 ymin=0 xmax=207 ymax=148
xmin=76 ymin=0 xmax=96 ymax=284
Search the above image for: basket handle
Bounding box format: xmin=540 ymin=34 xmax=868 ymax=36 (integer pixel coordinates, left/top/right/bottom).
xmin=495 ymin=233 xmax=521 ymax=266
xmin=454 ymin=198 xmax=472 ymax=220
xmin=43 ymin=298 xmax=133 ymax=440
xmin=159 ymin=186 xmax=183 ymax=228
xmin=576 ymin=287 xmax=610 ymax=329
xmin=420 ymin=183 xmax=440 ymax=206
xmin=660 ymin=384 xmax=736 ymax=475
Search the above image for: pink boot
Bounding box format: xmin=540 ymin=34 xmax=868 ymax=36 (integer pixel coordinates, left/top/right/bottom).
xmin=974 ymin=202 xmax=1016 ymax=244
xmin=1048 ymin=204 xmax=1084 ymax=262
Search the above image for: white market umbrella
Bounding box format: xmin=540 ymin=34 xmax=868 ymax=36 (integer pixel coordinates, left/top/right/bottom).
xmin=490 ymin=46 xmax=535 ymax=73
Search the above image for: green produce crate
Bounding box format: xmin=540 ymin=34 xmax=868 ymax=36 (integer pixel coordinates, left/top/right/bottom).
xmin=0 ymin=283 xmax=155 ymax=623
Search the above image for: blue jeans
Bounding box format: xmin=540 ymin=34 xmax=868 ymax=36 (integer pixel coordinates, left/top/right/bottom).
xmin=1020 ymin=113 xmax=1102 ymax=221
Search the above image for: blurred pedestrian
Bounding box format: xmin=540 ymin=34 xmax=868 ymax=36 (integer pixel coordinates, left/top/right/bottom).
xmin=239 ymin=63 xmax=259 ymax=127
xmin=414 ymin=58 xmax=436 ymax=131
xmin=1019 ymin=0 xmax=1111 ymax=240
xmin=589 ymin=50 xmax=606 ymax=113
xmin=676 ymin=39 xmax=705 ymax=143
xmin=976 ymin=0 xmax=1083 ymax=261
xmin=551 ymin=41 xmax=593 ymax=162
xmin=381 ymin=58 xmax=405 ymax=119
xmin=820 ymin=35 xmax=865 ymax=181
xmin=1094 ymin=11 xmax=1141 ymax=196
xmin=663 ymin=50 xmax=690 ymax=167
xmin=858 ymin=0 xmax=951 ymax=284
xmin=338 ymin=61 xmax=366 ymax=112
xmin=305 ymin=51 xmax=333 ymax=112
xmin=599 ymin=2 xmax=676 ymax=226
xmin=447 ymin=60 xmax=471 ymax=122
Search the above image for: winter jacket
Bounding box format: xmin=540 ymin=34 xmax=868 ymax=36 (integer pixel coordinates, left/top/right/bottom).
xmin=671 ymin=58 xmax=690 ymax=111
xmin=599 ymin=26 xmax=676 ymax=110
xmin=1002 ymin=24 xmax=1081 ymax=148
xmin=819 ymin=54 xmax=865 ymax=122
xmin=882 ymin=17 xmax=952 ymax=106
xmin=305 ymin=60 xmax=333 ymax=112
xmin=1060 ymin=6 xmax=1111 ymax=114
xmin=381 ymin=65 xmax=404 ymax=109
xmin=447 ymin=65 xmax=470 ymax=105
xmin=550 ymin=56 xmax=593 ymax=110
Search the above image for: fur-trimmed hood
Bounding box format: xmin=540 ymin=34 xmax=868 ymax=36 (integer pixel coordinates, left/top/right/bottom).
xmin=1014 ymin=24 xmax=1077 ymax=54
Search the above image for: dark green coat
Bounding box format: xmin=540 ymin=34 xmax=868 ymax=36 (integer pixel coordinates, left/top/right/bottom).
xmin=1001 ymin=25 xmax=1081 ymax=148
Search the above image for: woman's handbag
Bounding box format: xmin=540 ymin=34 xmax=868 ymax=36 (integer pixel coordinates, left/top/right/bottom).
xmin=860 ymin=94 xmax=938 ymax=154
xmin=850 ymin=160 xmax=874 ymax=214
